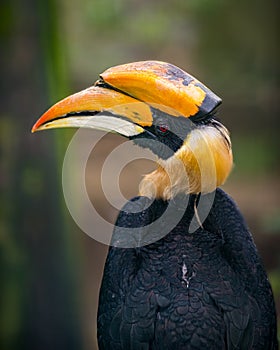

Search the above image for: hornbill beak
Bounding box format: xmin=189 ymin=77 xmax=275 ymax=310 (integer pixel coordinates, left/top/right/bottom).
xmin=31 ymin=86 xmax=153 ymax=137
xmin=31 ymin=60 xmax=221 ymax=136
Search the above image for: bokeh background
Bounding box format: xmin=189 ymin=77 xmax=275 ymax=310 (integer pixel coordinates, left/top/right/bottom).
xmin=1 ymin=0 xmax=279 ymax=349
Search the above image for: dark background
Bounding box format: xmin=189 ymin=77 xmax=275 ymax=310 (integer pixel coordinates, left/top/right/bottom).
xmin=0 ymin=0 xmax=279 ymax=349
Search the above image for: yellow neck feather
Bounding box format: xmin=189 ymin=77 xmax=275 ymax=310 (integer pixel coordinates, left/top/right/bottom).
xmin=139 ymin=125 xmax=233 ymax=200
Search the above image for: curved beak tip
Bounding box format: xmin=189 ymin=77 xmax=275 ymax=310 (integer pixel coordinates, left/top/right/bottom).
xmin=31 ymin=125 xmax=37 ymax=133
xmin=31 ymin=119 xmax=42 ymax=133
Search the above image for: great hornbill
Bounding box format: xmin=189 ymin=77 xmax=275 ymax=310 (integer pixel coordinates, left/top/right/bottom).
xmin=32 ymin=61 xmax=278 ymax=349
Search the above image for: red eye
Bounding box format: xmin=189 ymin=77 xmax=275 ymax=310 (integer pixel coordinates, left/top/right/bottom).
xmin=158 ymin=125 xmax=169 ymax=134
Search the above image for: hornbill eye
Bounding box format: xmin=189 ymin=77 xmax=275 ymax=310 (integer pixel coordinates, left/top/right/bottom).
xmin=156 ymin=124 xmax=169 ymax=135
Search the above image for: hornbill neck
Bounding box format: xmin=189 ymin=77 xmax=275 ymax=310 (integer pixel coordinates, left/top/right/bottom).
xmin=139 ymin=123 xmax=233 ymax=201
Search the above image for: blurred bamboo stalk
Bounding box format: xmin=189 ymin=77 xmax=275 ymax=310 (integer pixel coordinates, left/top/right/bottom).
xmin=0 ymin=0 xmax=83 ymax=349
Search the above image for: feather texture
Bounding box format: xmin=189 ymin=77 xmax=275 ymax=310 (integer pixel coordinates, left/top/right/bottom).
xmin=97 ymin=189 xmax=278 ymax=349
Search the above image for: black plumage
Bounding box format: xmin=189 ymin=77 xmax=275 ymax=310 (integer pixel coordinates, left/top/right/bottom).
xmin=98 ymin=189 xmax=278 ymax=349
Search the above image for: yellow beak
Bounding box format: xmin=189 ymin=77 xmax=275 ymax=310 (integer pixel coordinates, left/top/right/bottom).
xmin=32 ymin=86 xmax=153 ymax=137
xmin=32 ymin=61 xmax=221 ymax=135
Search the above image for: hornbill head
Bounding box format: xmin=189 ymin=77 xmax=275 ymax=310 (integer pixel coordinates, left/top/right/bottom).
xmin=32 ymin=61 xmax=233 ymax=200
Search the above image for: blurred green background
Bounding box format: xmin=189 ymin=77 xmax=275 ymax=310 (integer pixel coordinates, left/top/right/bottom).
xmin=0 ymin=0 xmax=279 ymax=349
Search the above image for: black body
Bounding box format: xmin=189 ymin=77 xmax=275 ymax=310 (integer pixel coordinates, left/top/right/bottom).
xmin=97 ymin=188 xmax=278 ymax=349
